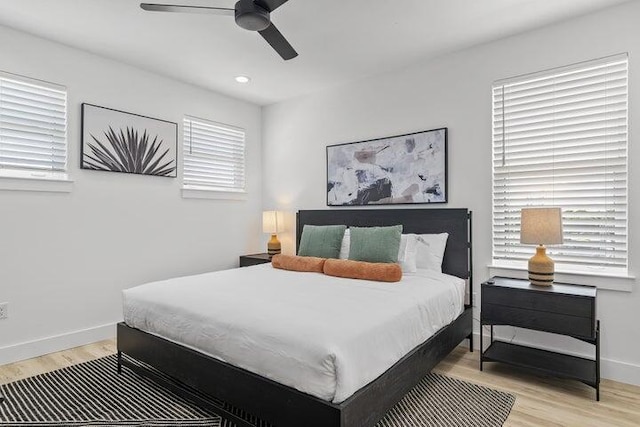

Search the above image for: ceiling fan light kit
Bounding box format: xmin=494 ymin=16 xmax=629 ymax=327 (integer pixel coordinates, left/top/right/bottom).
xmin=140 ymin=0 xmax=298 ymax=60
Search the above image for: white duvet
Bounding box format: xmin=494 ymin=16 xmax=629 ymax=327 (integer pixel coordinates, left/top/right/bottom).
xmin=123 ymin=264 xmax=465 ymax=403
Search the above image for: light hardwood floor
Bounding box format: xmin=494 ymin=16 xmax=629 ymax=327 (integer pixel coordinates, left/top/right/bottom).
xmin=1 ymin=341 xmax=639 ymax=426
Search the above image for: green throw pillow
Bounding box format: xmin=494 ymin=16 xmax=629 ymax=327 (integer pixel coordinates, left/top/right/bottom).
xmin=348 ymin=225 xmax=403 ymax=263
xmin=298 ymin=225 xmax=347 ymax=259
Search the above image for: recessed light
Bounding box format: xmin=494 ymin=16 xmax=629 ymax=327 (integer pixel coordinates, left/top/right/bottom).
xmin=235 ymin=75 xmax=251 ymax=84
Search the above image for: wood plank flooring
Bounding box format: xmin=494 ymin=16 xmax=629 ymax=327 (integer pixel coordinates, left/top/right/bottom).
xmin=1 ymin=340 xmax=639 ymax=426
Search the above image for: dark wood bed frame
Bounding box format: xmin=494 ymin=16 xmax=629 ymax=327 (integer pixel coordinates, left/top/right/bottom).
xmin=117 ymin=208 xmax=473 ymax=427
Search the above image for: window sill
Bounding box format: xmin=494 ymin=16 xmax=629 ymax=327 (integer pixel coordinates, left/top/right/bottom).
xmin=488 ymin=263 xmax=634 ymax=292
xmin=0 ymin=171 xmax=73 ymax=193
xmin=181 ymin=187 xmax=247 ymax=201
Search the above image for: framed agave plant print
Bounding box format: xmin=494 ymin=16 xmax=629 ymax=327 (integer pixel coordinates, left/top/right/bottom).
xmin=81 ymin=104 xmax=178 ymax=177
xmin=327 ymin=127 xmax=447 ymax=206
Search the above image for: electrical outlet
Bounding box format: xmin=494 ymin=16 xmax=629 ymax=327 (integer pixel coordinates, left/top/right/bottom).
xmin=0 ymin=302 xmax=8 ymax=320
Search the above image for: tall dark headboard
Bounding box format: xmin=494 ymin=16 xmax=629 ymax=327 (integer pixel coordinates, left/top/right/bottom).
xmin=296 ymin=209 xmax=472 ymax=300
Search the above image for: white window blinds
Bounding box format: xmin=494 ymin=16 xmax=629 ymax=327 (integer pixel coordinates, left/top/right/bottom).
xmin=0 ymin=73 xmax=67 ymax=174
xmin=492 ymin=54 xmax=628 ymax=274
xmin=183 ymin=116 xmax=246 ymax=192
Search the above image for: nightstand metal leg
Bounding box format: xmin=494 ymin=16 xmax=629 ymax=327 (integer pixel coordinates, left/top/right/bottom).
xmin=596 ymin=320 xmax=601 ymax=401
xmin=117 ymin=351 xmax=122 ymax=374
xmin=479 ymin=322 xmax=483 ymax=371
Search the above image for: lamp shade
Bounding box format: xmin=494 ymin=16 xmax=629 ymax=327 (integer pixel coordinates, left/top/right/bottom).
xmin=262 ymin=211 xmax=284 ymax=234
xmin=520 ymin=208 xmax=563 ymax=245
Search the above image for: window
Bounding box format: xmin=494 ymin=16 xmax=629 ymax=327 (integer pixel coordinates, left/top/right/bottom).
xmin=0 ymin=72 xmax=67 ymax=178
xmin=183 ymin=116 xmax=246 ymax=193
xmin=492 ymin=54 xmax=628 ymax=275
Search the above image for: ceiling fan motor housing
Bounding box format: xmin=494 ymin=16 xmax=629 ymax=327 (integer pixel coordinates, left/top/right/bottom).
xmin=235 ymin=0 xmax=270 ymax=31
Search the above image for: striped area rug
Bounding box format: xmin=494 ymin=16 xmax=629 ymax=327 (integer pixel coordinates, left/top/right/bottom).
xmin=0 ymin=355 xmax=515 ymax=426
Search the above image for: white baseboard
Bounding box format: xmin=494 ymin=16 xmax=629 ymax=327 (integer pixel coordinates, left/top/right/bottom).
xmin=465 ymin=332 xmax=640 ymax=387
xmin=0 ymin=323 xmax=116 ymax=366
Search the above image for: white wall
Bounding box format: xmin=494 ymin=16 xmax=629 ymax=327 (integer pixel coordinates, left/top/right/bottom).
xmin=263 ymin=1 xmax=640 ymax=385
xmin=0 ymin=24 xmax=262 ymax=364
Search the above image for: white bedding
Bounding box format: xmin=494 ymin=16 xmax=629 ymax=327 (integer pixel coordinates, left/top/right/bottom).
xmin=123 ymin=264 xmax=465 ymax=403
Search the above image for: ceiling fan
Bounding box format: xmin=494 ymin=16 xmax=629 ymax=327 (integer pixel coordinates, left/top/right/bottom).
xmin=140 ymin=0 xmax=297 ymax=60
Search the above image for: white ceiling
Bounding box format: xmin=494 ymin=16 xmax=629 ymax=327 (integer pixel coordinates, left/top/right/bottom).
xmin=0 ymin=0 xmax=631 ymax=105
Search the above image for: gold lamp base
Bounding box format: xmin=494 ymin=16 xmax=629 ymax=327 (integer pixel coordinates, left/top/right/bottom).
xmin=267 ymin=234 xmax=281 ymax=257
xmin=528 ymin=245 xmax=554 ymax=286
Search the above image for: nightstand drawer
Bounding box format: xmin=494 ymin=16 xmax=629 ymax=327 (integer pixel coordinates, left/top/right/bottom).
xmin=482 ymin=303 xmax=594 ymax=339
xmin=483 ymin=285 xmax=593 ymax=318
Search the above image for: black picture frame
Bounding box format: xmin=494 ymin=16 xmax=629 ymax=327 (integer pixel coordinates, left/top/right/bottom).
xmin=80 ymin=103 xmax=178 ymax=178
xmin=326 ymin=128 xmax=448 ymax=206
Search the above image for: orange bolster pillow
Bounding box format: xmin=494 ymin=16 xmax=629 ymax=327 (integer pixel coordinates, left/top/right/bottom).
xmin=323 ymin=259 xmax=403 ymax=283
xmin=272 ymin=254 xmax=326 ymax=273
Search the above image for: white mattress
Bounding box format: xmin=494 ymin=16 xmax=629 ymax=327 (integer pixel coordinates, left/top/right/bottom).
xmin=123 ymin=264 xmax=465 ymax=403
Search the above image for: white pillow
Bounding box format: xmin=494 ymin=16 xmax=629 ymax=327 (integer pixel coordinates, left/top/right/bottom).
xmin=338 ymin=228 xmax=351 ymax=259
xmin=339 ymin=229 xmax=418 ymax=273
xmin=414 ymin=233 xmax=449 ymax=272
xmin=398 ymin=234 xmax=418 ymax=273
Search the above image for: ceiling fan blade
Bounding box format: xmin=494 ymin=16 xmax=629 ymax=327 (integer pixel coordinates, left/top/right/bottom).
xmin=259 ymin=22 xmax=298 ymax=60
xmin=254 ymin=0 xmax=289 ymax=13
xmin=140 ymin=3 xmax=235 ymax=16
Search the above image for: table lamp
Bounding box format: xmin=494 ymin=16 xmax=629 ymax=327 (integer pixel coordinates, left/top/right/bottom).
xmin=263 ymin=211 xmax=284 ymax=257
xmin=520 ymin=208 xmax=564 ymax=286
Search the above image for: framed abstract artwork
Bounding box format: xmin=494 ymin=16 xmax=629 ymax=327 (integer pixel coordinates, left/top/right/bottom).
xmin=327 ymin=128 xmax=448 ymax=206
xmin=81 ymin=103 xmax=178 ymax=177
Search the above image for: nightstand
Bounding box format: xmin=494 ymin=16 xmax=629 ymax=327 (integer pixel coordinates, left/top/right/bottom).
xmin=480 ymin=276 xmax=600 ymax=400
xmin=239 ymin=253 xmax=272 ymax=267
